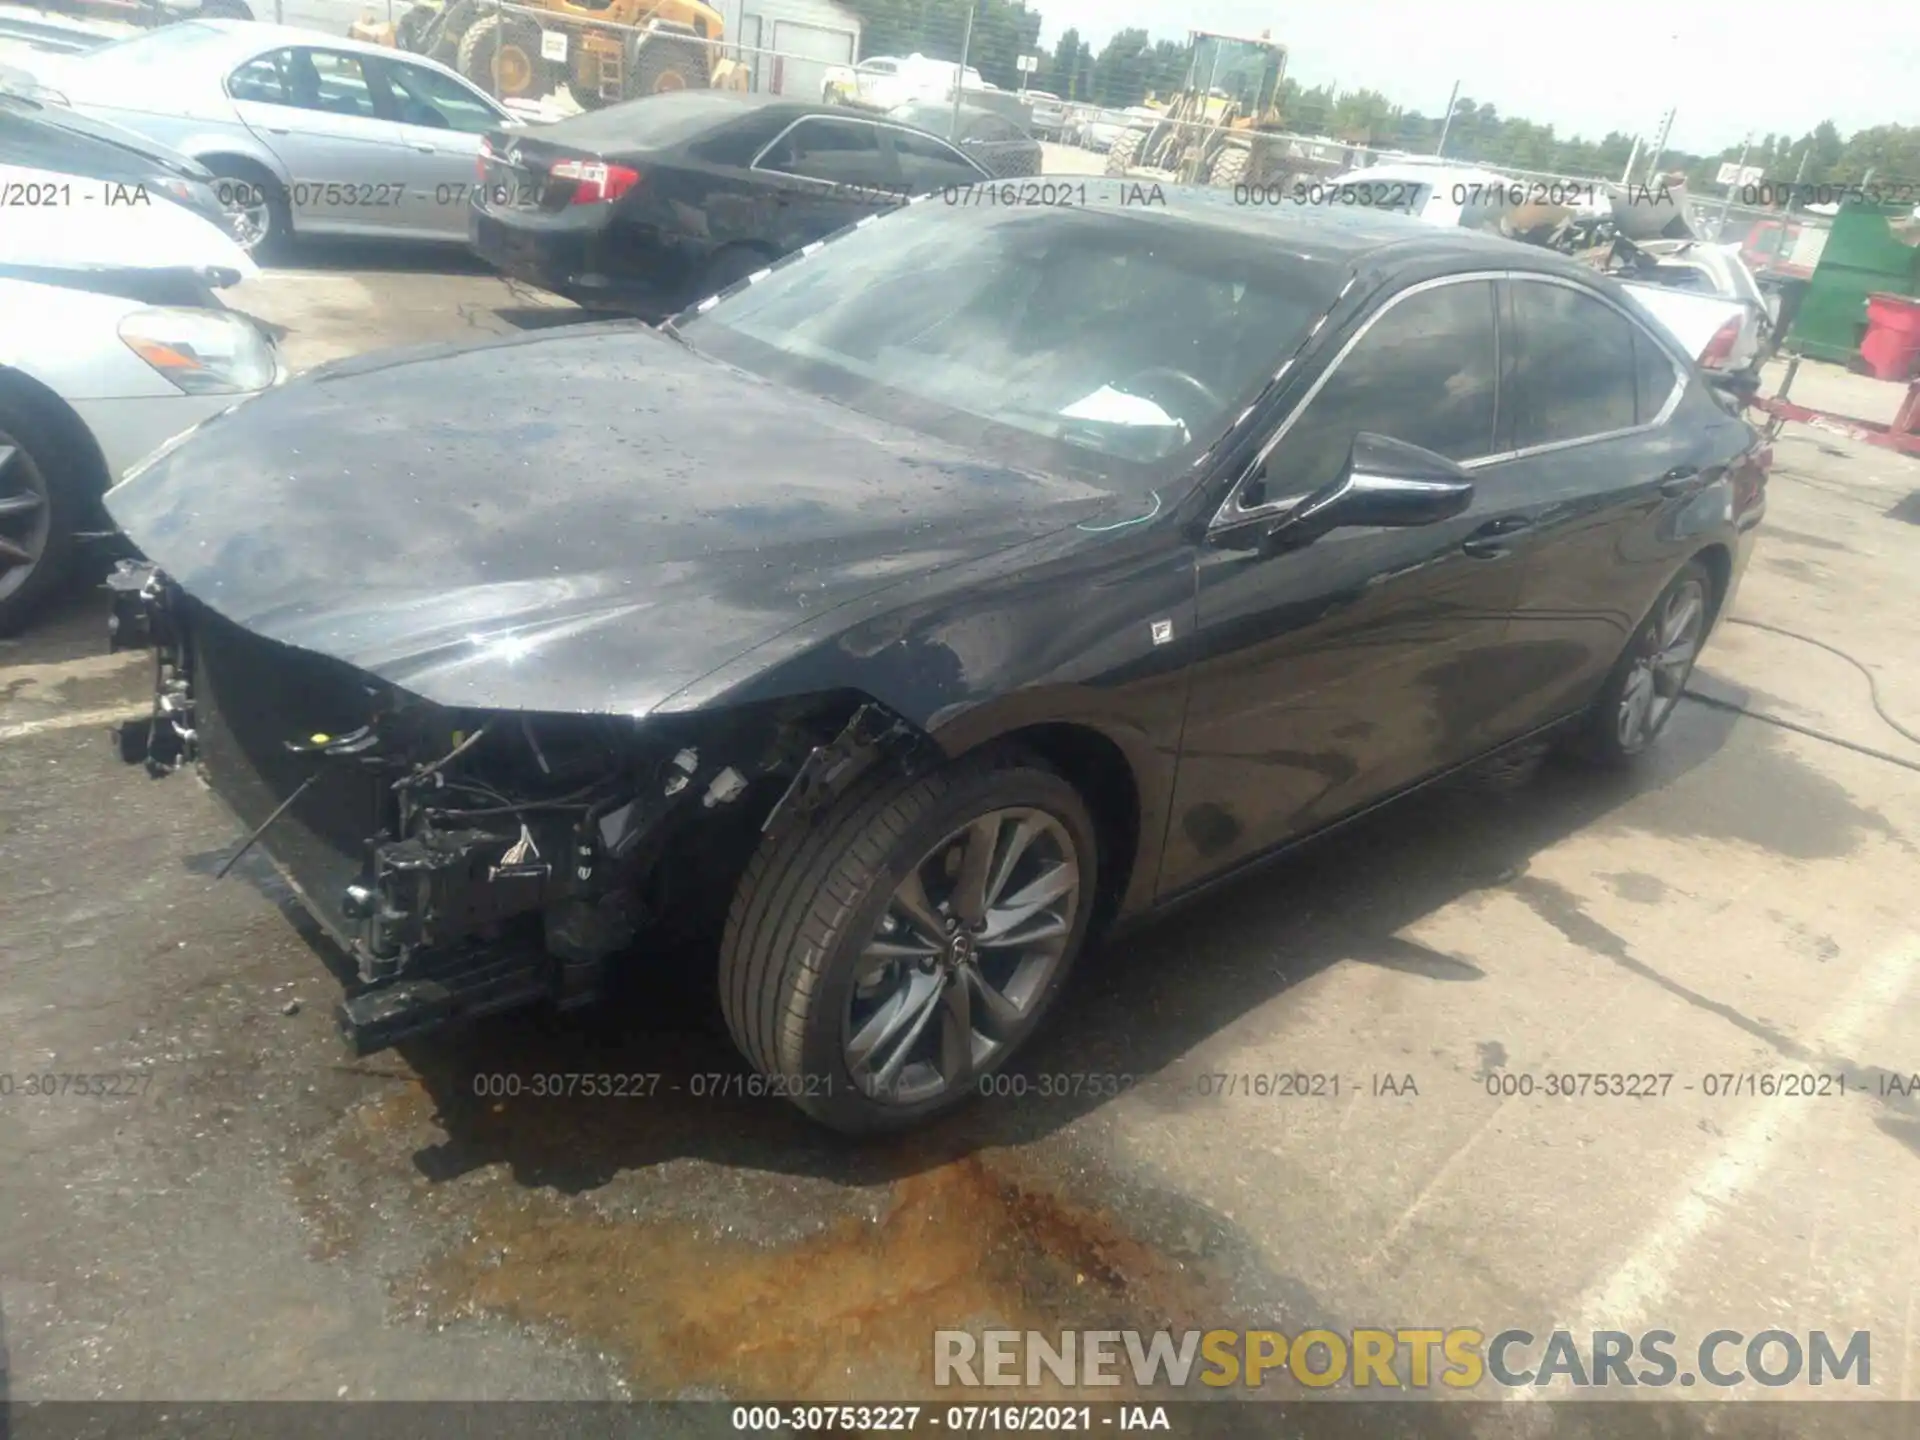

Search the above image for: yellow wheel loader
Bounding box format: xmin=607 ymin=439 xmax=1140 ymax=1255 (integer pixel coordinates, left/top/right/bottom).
xmin=1105 ymin=29 xmax=1309 ymax=190
xmin=355 ymin=0 xmax=749 ymax=109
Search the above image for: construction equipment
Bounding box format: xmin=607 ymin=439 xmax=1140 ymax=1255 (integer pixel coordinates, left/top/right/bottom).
xmin=1105 ymin=29 xmax=1300 ymax=189
xmin=353 ymin=0 xmax=748 ymax=109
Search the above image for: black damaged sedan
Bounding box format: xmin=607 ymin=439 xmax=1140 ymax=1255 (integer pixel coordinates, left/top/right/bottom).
xmin=106 ymin=188 xmax=1767 ymax=1135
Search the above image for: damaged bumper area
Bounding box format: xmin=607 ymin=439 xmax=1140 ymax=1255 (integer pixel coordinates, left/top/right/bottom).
xmin=107 ymin=561 xmax=930 ymax=1054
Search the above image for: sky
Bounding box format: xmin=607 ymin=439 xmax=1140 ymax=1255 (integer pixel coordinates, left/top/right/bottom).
xmin=1033 ymin=0 xmax=1919 ymax=156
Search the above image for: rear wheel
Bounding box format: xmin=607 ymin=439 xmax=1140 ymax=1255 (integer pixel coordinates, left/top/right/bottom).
xmin=1569 ymin=559 xmax=1713 ymax=766
xmin=202 ymin=156 xmax=288 ymax=258
xmin=719 ymin=749 xmax=1098 ymax=1136
xmin=1104 ymin=124 xmax=1145 ymax=177
xmin=458 ymin=14 xmax=553 ymax=101
xmin=1206 ymin=143 xmax=1250 ymax=189
xmin=0 ymin=396 xmax=80 ymax=635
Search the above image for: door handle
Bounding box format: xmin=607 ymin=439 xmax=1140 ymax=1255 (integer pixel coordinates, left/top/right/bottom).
xmin=1658 ymin=466 xmax=1703 ymax=497
xmin=412 ymin=143 xmax=437 ymax=153
xmin=267 ymin=126 xmax=291 ymax=135
xmin=1461 ymin=515 xmax=1534 ymax=559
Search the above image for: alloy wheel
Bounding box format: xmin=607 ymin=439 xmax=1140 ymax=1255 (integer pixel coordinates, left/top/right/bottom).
xmin=1617 ymin=577 xmax=1706 ymax=752
xmin=0 ymin=435 xmax=52 ymax=605
xmin=844 ymin=807 xmax=1082 ymax=1106
xmin=219 ymin=185 xmax=271 ymax=252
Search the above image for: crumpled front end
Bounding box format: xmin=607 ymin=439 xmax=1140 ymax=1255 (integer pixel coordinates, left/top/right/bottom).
xmin=108 ymin=561 xmax=930 ymax=1053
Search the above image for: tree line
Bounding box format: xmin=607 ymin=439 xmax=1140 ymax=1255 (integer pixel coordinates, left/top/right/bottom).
xmin=836 ymin=0 xmax=1918 ymax=194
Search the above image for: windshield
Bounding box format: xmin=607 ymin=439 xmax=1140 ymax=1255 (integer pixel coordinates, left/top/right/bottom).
xmin=679 ymin=196 xmax=1343 ymax=485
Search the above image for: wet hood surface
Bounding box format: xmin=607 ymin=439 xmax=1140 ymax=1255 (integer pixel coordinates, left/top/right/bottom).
xmin=107 ymin=322 xmax=1118 ymax=715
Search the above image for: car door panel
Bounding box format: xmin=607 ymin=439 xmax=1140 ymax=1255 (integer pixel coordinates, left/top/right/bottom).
xmin=371 ymin=57 xmax=509 ymax=240
xmin=227 ymin=47 xmax=410 ymax=236
xmin=1161 ymin=276 xmax=1529 ymax=897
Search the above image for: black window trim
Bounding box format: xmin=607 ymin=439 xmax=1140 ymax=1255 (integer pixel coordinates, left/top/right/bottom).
xmin=748 ymin=113 xmax=986 ymax=183
xmin=1210 ymin=267 xmax=1687 ymax=535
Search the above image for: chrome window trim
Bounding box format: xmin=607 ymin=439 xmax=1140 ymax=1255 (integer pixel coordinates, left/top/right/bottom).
xmin=749 ymin=114 xmax=985 ymax=183
xmin=1209 ymin=267 xmax=1687 ymax=535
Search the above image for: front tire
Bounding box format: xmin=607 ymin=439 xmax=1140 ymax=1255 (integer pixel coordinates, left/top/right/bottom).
xmin=1104 ymin=125 xmax=1146 ymax=177
xmin=0 ymin=395 xmax=81 ymax=635
xmin=719 ymin=749 xmax=1099 ymax=1136
xmin=1569 ymin=559 xmax=1713 ymax=766
xmin=1206 ymin=144 xmax=1250 ymax=189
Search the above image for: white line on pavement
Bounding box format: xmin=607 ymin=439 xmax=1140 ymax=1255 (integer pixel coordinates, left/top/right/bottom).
xmin=0 ymin=704 xmax=146 ymax=744
xmin=0 ymin=651 xmax=145 ymax=686
xmin=1568 ymin=933 xmax=1917 ymax=1334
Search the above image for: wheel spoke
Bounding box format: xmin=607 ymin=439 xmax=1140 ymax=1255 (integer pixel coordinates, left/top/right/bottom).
xmin=983 ymin=814 xmax=1042 ymax=912
xmin=978 ymin=910 xmax=1070 ymax=952
xmin=860 ymin=935 xmax=942 ymax=968
xmin=1654 ymin=638 xmax=1698 ymax=677
xmin=963 ymin=962 xmax=1026 ymax=1038
xmin=0 ymin=490 xmax=44 ymax=518
xmin=863 ymin=973 xmax=945 ymax=1090
xmin=0 ymin=534 xmax=34 ymax=567
xmin=938 ymin=971 xmax=973 ymax=1083
xmin=890 ymin=865 xmax=948 ymax=948
xmin=1618 ymin=667 xmax=1654 ymax=746
xmin=1662 ymin=591 xmax=1703 ymax=649
xmin=949 ymin=815 xmax=1000 ymax=928
xmin=979 ymin=860 xmax=1077 ymax=943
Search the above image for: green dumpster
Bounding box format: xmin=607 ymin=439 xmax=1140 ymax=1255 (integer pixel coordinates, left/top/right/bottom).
xmin=1788 ymin=201 xmax=1920 ymax=364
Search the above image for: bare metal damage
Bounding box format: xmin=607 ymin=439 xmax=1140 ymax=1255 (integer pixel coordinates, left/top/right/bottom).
xmin=109 ymin=559 xmax=938 ymax=1052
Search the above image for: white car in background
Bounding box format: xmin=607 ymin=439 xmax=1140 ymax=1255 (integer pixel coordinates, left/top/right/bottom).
xmin=1331 ymin=159 xmax=1759 ymax=374
xmin=9 ymin=18 xmax=517 ymax=255
xmin=822 ymin=53 xmax=985 ymax=111
xmin=0 ymin=162 xmax=282 ymax=630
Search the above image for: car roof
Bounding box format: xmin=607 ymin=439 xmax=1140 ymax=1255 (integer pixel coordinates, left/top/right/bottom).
xmin=1045 ymin=180 xmax=1582 ymax=274
xmin=85 ymin=18 xmax=449 ymax=64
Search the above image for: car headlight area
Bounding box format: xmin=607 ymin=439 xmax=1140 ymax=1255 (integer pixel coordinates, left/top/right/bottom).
xmin=117 ymin=307 xmax=279 ymax=396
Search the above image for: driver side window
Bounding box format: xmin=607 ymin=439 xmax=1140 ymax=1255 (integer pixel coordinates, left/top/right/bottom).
xmin=1258 ymin=278 xmax=1499 ymax=504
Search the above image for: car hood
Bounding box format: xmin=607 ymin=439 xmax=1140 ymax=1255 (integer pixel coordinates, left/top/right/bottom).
xmin=0 ymin=161 xmax=254 ymax=279
xmin=105 ymin=322 xmax=1121 ymax=716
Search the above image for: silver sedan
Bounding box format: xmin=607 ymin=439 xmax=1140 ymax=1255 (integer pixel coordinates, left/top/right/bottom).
xmin=29 ymin=19 xmax=518 ymax=253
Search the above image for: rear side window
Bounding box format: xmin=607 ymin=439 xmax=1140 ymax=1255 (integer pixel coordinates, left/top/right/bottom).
xmin=889 ymin=126 xmax=984 ymax=192
xmin=759 ymin=117 xmax=891 ymax=188
xmin=379 ymin=60 xmax=500 ymax=134
xmin=1633 ymin=327 xmax=1681 ymax=424
xmin=1509 ymin=280 xmax=1638 ymax=448
xmin=1266 ymin=278 xmax=1499 ymax=499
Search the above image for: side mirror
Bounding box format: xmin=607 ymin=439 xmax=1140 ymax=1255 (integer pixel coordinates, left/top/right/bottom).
xmin=1263 ymin=432 xmax=1474 ymax=551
